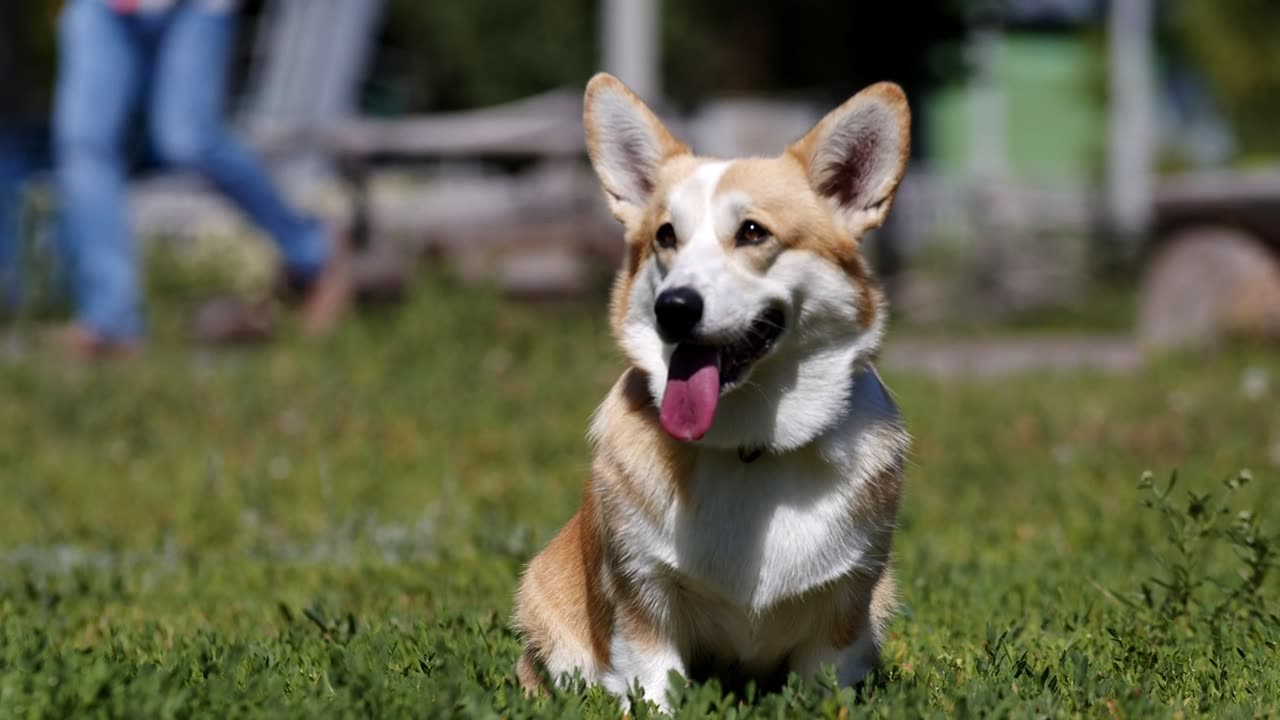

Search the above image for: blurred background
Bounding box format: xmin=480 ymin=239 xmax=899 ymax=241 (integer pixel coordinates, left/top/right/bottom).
xmin=2 ymin=0 xmax=1278 ymax=360
xmin=2 ymin=3 xmax=1279 ymax=713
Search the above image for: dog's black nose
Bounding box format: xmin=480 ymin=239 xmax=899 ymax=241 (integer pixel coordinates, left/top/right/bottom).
xmin=654 ymin=287 xmax=703 ymax=342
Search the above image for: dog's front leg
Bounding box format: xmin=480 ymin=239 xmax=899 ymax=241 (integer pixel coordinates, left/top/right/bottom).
xmin=601 ymin=613 xmax=686 ymax=713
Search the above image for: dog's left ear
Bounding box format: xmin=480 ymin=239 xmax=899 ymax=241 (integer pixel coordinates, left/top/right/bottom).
xmin=788 ymin=82 xmax=911 ymax=238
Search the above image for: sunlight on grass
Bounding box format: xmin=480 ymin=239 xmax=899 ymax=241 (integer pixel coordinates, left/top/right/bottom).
xmin=1 ymin=276 xmax=1277 ymax=716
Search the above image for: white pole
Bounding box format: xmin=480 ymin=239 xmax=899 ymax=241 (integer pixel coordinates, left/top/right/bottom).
xmin=1107 ymin=0 xmax=1155 ymax=243
xmin=968 ymin=25 xmax=1007 ymax=183
xmin=602 ymin=0 xmax=660 ymax=100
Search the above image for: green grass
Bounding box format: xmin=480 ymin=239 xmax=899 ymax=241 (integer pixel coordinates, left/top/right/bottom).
xmin=1 ymin=275 xmax=1278 ymax=718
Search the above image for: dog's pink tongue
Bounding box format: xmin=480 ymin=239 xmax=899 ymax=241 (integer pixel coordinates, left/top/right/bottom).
xmin=660 ymin=344 xmax=721 ymax=441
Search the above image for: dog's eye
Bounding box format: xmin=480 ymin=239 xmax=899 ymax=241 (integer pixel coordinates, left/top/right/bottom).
xmin=655 ymin=222 xmax=677 ymax=249
xmin=735 ymin=220 xmax=771 ymax=246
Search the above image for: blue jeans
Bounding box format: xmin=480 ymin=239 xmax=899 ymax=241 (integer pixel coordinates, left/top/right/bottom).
xmin=54 ymin=0 xmax=329 ymax=341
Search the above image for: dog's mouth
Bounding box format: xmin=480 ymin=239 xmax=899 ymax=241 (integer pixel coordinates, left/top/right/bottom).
xmin=659 ymin=306 xmax=786 ymax=442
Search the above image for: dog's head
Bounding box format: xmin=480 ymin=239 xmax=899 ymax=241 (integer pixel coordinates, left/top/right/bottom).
xmin=585 ymin=74 xmax=909 ymax=451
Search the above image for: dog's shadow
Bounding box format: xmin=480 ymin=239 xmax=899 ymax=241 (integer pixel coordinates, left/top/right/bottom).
xmin=667 ymin=663 xmax=889 ymax=710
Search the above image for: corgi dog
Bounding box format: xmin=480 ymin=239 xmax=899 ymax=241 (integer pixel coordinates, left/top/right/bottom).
xmin=514 ymin=73 xmax=910 ymax=710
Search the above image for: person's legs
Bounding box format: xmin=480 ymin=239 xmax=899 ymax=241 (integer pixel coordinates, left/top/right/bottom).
xmin=148 ymin=4 xmax=329 ymax=280
xmin=53 ymin=0 xmax=146 ymax=342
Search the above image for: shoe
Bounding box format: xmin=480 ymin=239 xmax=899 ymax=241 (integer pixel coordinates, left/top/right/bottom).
xmin=278 ymin=224 xmax=352 ymax=338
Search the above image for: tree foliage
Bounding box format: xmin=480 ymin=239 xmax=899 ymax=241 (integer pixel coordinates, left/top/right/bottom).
xmin=663 ymin=0 xmax=968 ymax=109
xmin=369 ymin=0 xmax=598 ymax=114
xmin=371 ymin=0 xmax=970 ymax=114
xmin=1177 ymin=0 xmax=1280 ymax=157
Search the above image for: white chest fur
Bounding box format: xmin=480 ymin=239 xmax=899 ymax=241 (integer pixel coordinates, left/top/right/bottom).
xmin=679 ymin=449 xmax=867 ymax=611
xmin=612 ymin=369 xmax=905 ymax=614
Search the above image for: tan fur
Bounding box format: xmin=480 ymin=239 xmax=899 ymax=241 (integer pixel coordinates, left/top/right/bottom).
xmin=513 ymin=74 xmax=911 ymax=705
xmin=513 ymin=485 xmax=611 ymax=680
xmin=869 ymin=567 xmax=898 ymax=642
xmin=516 ymin=650 xmax=544 ymax=693
xmin=716 ymin=157 xmax=885 ymax=330
xmin=515 ymin=370 xmax=700 ymax=691
xmin=593 ymin=368 xmax=697 ymax=514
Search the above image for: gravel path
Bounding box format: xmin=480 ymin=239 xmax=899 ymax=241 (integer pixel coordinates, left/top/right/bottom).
xmin=882 ymin=335 xmax=1142 ymax=378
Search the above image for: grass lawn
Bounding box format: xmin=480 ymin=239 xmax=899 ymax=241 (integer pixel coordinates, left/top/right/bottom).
xmin=1 ymin=275 xmax=1278 ymax=718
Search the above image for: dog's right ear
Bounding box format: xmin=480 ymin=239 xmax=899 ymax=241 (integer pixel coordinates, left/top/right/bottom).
xmin=584 ymin=73 xmax=689 ymax=224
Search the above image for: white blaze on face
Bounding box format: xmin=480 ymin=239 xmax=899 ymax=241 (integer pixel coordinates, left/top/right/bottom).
xmin=661 ymin=161 xmax=728 ymax=290
xmin=658 ymin=162 xmax=771 ymax=342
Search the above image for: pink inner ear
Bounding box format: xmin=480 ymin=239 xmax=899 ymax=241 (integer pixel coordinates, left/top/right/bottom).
xmin=816 ymin=123 xmax=886 ymax=210
xmin=593 ymin=110 xmax=662 ymax=205
xmin=588 ymin=81 xmax=690 ymax=211
xmin=618 ymin=136 xmax=657 ymax=197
